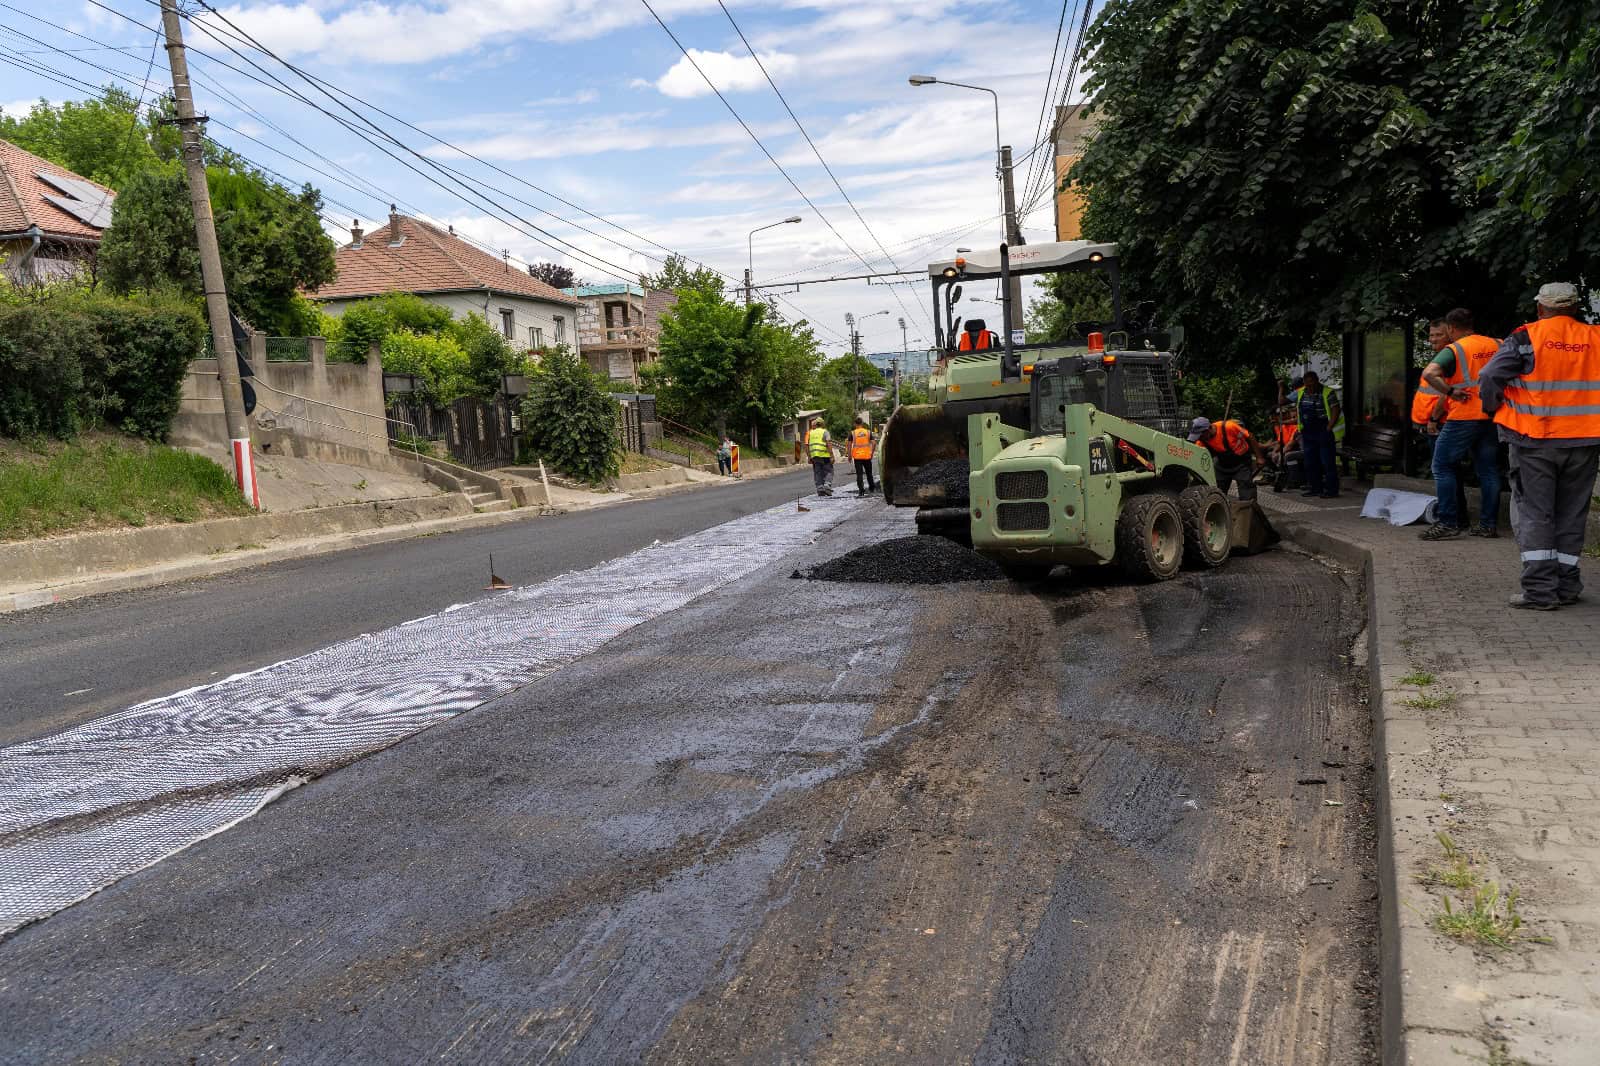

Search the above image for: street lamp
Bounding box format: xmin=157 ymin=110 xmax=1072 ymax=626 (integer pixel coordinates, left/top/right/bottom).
xmin=846 ymin=310 xmax=890 ymax=418
xmin=746 ymin=215 xmax=802 ymax=306
xmin=909 ymin=76 xmax=1002 ymax=191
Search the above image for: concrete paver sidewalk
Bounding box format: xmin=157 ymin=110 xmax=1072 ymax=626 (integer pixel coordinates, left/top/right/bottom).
xmin=1260 ymin=487 xmax=1600 ymax=1066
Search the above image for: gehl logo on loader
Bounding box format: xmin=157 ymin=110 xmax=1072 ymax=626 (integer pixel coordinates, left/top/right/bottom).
xmin=1167 ymin=442 xmax=1196 ymax=460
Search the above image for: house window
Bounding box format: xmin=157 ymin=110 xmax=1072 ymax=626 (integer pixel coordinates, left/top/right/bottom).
xmin=499 ymin=308 xmax=514 ymax=339
xmin=530 ymin=326 xmax=544 ymax=349
xmin=553 ymin=315 xmax=565 ymax=344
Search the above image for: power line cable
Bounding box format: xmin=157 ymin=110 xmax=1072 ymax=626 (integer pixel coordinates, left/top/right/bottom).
xmin=1018 ymin=0 xmax=1077 ymax=213
xmin=713 ymin=0 xmax=927 ymax=335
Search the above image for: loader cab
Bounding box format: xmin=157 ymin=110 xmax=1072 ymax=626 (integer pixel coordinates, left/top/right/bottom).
xmin=1031 ymin=352 xmax=1185 ymax=438
xmin=928 ymin=241 xmax=1123 ymax=360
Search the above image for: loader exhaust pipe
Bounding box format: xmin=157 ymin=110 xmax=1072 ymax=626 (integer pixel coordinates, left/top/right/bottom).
xmin=999 ymin=242 xmax=1019 ymax=381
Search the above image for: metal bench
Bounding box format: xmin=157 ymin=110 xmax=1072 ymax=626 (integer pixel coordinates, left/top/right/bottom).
xmin=1340 ymin=423 xmax=1405 ymax=481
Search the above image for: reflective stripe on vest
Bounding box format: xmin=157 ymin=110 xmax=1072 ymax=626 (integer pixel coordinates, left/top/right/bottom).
xmin=1495 ymin=316 xmax=1600 ymax=439
xmin=1444 ymin=335 xmax=1499 ymax=421
xmin=808 ymin=426 xmax=831 ymax=458
xmin=1294 ymin=386 xmax=1345 ymax=442
xmin=850 ymin=428 xmax=872 ymax=460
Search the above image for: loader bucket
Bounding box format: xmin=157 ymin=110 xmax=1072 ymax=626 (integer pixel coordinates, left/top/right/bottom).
xmin=881 ymin=404 xmax=971 ymax=507
xmin=1229 ymin=500 xmax=1281 ymax=554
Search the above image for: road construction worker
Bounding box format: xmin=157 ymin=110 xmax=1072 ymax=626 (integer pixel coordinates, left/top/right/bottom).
xmin=1188 ymin=416 xmax=1264 ymax=501
xmin=1418 ymin=308 xmax=1502 ymax=541
xmin=806 ymin=417 xmax=835 ymax=497
xmin=1411 ymin=319 xmax=1452 ymax=432
xmin=1480 ymin=281 xmax=1600 ymax=609
xmin=1267 ymin=401 xmax=1300 ymax=492
xmin=957 ymin=319 xmax=999 ymax=351
xmin=849 ymin=417 xmax=877 ymax=496
xmin=1288 ymin=370 xmax=1343 ymax=498
xmin=717 ymin=435 xmax=734 ymax=477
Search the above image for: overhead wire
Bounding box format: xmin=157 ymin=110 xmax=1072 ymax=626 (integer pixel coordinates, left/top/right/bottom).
xmin=713 ymin=0 xmax=928 ymax=336
xmin=1017 ymin=0 xmax=1077 ymax=214
xmin=1021 ymin=0 xmax=1099 ymax=219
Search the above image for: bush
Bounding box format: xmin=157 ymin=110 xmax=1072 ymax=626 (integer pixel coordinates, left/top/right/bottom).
xmin=379 ymin=329 xmax=472 ymax=405
xmin=0 ymin=291 xmax=203 ymax=441
xmin=453 ymin=312 xmax=527 ymax=398
xmin=522 ymin=346 xmax=620 ymax=483
xmin=329 ymin=292 xmax=455 ymax=363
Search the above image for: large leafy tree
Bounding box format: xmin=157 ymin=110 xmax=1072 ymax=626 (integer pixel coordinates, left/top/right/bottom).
xmin=810 ymin=353 xmax=884 ymax=437
xmin=646 ymin=287 xmax=821 ymax=444
xmin=0 ymin=88 xmax=180 ymax=190
xmin=99 ymin=163 xmax=337 ymax=335
xmin=1069 ymin=0 xmax=1575 ymax=378
xmin=640 ymin=254 xmax=725 ymax=298
xmin=527 ymin=261 xmax=581 ymax=290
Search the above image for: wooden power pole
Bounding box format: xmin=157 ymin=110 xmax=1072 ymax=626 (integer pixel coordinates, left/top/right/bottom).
xmin=160 ymin=0 xmax=258 ymax=508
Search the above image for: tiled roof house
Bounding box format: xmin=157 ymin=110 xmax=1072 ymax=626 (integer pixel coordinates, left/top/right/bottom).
xmin=308 ymin=209 xmax=582 ymax=354
xmin=0 ymin=138 xmax=117 ymax=283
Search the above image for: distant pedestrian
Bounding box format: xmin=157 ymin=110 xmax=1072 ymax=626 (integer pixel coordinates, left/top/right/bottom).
xmin=806 ymin=417 xmax=834 ymax=496
xmin=717 ymin=435 xmax=734 ymax=477
xmin=1480 ymin=282 xmax=1600 ymax=609
xmin=849 ymin=417 xmax=877 ymax=496
xmin=1288 ymin=371 xmax=1343 ymax=498
xmin=1418 ymin=308 xmax=1502 ymax=541
xmin=1188 ymin=415 xmax=1263 ymax=500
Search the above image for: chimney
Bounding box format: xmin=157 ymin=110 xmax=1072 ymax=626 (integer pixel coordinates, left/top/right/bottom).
xmin=349 ymin=219 xmax=363 ymax=247
xmin=387 ymin=203 xmax=404 ymax=247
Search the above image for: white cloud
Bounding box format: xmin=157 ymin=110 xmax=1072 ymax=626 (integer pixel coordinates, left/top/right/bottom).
xmin=0 ymin=98 xmax=54 ymax=117
xmin=426 ymin=113 xmax=791 ymax=161
xmin=654 ymin=49 xmax=796 ymax=98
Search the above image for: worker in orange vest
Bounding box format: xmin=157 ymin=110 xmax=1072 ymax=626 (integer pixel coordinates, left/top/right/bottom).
xmin=1187 ymin=416 xmax=1264 ymax=500
xmin=1410 ymin=319 xmax=1452 ymax=431
xmin=849 ymin=416 xmax=877 ymax=496
xmin=1480 ymin=282 xmax=1600 ymax=609
xmin=957 ymin=319 xmax=999 ymax=351
xmin=1417 ymin=308 xmax=1502 ymax=540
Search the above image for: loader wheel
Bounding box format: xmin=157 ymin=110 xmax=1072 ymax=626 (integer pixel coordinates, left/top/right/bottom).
xmin=1178 ymin=485 xmax=1232 ymax=568
xmin=1115 ymin=493 xmax=1184 ymax=582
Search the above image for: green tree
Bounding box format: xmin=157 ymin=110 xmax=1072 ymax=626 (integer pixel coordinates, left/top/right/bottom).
xmin=378 ymin=330 xmax=472 ymax=405
xmin=522 ymin=346 xmax=620 ymax=483
xmin=0 ymin=87 xmax=177 ymax=190
xmin=1024 ymin=273 xmax=1116 ymax=344
xmin=1070 ymin=0 xmax=1564 ymax=387
xmin=810 ymin=353 xmax=884 ymax=437
xmin=527 ymin=261 xmax=580 ymax=290
xmin=99 ymin=163 xmax=337 ymax=335
xmin=640 ymin=253 xmax=724 ymax=297
xmin=647 ymin=288 xmax=821 ymax=444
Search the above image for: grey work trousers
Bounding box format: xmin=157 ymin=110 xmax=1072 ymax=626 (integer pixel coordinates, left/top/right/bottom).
xmin=811 ymin=457 xmax=834 ymax=493
xmin=1215 ymin=461 xmax=1257 ymax=501
xmin=1509 ymin=443 xmax=1600 ymax=604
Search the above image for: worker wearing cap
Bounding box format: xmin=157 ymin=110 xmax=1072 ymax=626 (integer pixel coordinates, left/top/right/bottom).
xmin=1418 ymin=307 xmax=1502 ymax=541
xmin=849 ymin=416 xmax=876 ymax=496
xmin=806 ymin=417 xmax=835 ymax=497
xmin=1479 ymin=282 xmax=1600 ymax=609
xmin=1188 ymin=416 xmax=1264 ymax=501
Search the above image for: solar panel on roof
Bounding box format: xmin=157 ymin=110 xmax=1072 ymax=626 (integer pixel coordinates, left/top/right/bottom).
xmin=35 ymin=170 xmax=115 ymax=229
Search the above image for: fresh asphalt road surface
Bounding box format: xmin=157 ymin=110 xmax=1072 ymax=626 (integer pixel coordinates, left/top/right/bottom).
xmin=0 ymin=504 xmax=1379 ymax=1065
xmin=0 ymin=470 xmax=812 ymax=746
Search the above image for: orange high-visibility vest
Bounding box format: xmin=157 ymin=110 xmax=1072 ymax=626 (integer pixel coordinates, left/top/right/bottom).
xmin=850 ymin=427 xmax=872 ymax=460
xmin=1200 ymin=419 xmax=1252 ymax=459
xmin=1495 ymin=316 xmax=1600 ymax=440
xmin=958 ymin=330 xmax=997 ymax=351
xmin=1411 ymin=379 xmax=1448 ymax=425
xmin=1440 ymin=334 xmax=1500 ymax=422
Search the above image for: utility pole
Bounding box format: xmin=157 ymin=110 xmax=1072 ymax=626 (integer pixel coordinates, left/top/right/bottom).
xmin=742 ymin=267 xmax=752 ymax=307
xmin=160 ymin=0 xmax=257 ymax=509
xmin=998 ymin=143 xmax=1025 ymax=347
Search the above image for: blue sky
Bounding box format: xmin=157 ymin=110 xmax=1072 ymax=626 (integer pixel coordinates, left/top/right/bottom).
xmin=1 ymin=0 xmax=1088 ymax=355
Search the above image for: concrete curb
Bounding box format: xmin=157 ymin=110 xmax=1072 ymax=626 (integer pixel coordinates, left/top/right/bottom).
xmin=1271 ymin=512 xmax=1495 ymax=1066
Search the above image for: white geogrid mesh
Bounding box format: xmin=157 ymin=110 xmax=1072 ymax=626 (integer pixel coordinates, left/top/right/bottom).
xmin=0 ymin=497 xmax=864 ymax=936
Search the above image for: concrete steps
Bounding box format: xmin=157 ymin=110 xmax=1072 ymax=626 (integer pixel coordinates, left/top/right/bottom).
xmin=467 ymin=489 xmax=512 ymax=513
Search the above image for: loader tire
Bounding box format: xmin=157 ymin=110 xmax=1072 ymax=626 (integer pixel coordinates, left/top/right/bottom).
xmin=1115 ymin=493 xmax=1185 ymax=582
xmin=1178 ymin=485 xmax=1232 ymax=568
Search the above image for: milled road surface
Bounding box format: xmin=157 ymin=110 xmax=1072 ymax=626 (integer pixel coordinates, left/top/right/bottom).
xmin=0 ymin=504 xmax=1378 ymax=1064
xmin=0 ymin=470 xmax=812 ymax=746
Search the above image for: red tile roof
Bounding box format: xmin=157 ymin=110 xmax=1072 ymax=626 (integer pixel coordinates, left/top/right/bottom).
xmin=308 ymin=214 xmax=580 ymax=305
xmin=0 ymin=138 xmax=116 ymax=240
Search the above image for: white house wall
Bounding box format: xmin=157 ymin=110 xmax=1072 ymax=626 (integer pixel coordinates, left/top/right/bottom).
xmin=319 ymin=291 xmax=580 ymax=356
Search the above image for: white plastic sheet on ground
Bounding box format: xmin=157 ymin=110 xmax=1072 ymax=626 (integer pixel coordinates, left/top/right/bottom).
xmin=1359 ymin=488 xmax=1437 ymax=527
xmin=0 ymin=496 xmax=865 ymax=936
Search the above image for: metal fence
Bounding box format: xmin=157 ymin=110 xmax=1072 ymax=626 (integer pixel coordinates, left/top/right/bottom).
xmin=385 ymin=393 xmax=519 ymax=469
xmin=264 ymin=336 xmax=311 ymax=362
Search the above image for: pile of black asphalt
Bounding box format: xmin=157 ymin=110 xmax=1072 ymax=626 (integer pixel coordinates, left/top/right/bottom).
xmin=795 ymin=535 xmax=1002 ymax=584
xmin=901 ymin=458 xmax=970 ymax=502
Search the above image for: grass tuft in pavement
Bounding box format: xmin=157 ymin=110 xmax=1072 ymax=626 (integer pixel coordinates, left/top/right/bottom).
xmin=1399 ymin=670 xmax=1436 ymax=686
xmin=0 ymin=434 xmax=253 ymax=541
xmin=1404 ymin=689 xmax=1456 ymax=710
xmin=1424 ymin=832 xmax=1538 ymax=950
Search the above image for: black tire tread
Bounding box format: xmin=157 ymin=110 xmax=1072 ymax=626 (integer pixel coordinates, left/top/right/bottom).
xmin=1178 ymin=484 xmax=1231 ymax=568
xmin=1115 ymin=492 xmax=1184 ymax=582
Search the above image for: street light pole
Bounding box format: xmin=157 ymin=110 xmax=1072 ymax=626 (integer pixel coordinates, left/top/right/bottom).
xmin=909 ymin=75 xmax=1024 ymax=342
xmin=897 ymin=316 xmax=907 ymax=408
xmin=746 ymin=215 xmax=802 ymax=307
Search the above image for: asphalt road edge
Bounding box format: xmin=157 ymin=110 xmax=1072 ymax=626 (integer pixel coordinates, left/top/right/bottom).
xmin=1274 ymin=516 xmax=1495 ymax=1066
xmin=0 ymin=469 xmax=807 ymax=615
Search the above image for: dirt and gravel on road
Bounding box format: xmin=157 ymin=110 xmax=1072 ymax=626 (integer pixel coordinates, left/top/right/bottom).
xmin=0 ymin=508 xmax=1378 ymax=1065
xmin=795 ymin=534 xmax=1002 ymax=583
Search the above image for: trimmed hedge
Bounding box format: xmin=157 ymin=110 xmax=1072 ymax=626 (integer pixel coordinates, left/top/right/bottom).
xmin=0 ymin=295 xmax=205 ymax=441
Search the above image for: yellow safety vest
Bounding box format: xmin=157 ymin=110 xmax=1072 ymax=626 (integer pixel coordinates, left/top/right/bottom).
xmin=807 ymin=426 xmax=830 ymax=458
